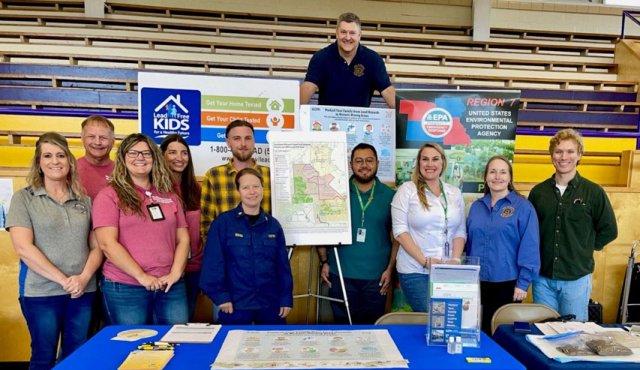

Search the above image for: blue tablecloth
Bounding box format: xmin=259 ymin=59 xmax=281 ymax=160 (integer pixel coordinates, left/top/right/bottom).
xmin=492 ymin=324 xmax=639 ymax=370
xmin=54 ymin=325 xmax=524 ymax=370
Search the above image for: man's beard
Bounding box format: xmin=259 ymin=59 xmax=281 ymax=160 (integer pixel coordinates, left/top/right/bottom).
xmin=353 ymin=169 xmax=377 ymax=184
xmin=232 ymin=149 xmax=253 ymax=162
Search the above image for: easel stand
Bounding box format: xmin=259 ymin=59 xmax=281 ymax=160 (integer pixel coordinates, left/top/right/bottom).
xmin=620 ymin=240 xmax=640 ymax=324
xmin=288 ymin=243 xmax=352 ymax=325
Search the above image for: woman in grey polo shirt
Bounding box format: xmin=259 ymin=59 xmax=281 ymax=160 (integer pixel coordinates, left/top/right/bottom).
xmin=6 ymin=132 xmax=103 ymax=370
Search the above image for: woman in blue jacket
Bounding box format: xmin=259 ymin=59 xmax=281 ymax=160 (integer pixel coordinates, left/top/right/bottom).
xmin=200 ymin=167 xmax=293 ymax=324
xmin=466 ymin=155 xmax=540 ymax=334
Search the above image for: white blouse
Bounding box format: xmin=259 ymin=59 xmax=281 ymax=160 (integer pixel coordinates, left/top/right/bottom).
xmin=391 ymin=181 xmax=466 ymax=274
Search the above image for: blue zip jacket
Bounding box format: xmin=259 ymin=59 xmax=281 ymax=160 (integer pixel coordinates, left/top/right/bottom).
xmin=200 ymin=204 xmax=293 ymax=310
xmin=466 ymin=191 xmax=540 ymax=291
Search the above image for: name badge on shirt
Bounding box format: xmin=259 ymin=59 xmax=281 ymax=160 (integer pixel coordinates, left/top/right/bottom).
xmin=356 ymin=228 xmax=367 ymax=242
xmin=146 ymin=203 xmax=165 ymax=221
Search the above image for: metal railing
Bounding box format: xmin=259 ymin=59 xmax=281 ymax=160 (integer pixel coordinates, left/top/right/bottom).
xmin=621 ymin=10 xmax=640 ymax=39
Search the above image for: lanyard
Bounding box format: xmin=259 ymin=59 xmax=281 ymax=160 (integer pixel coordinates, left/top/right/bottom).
xmin=426 ymin=180 xmax=450 ymax=256
xmin=354 ymin=179 xmax=376 ymax=228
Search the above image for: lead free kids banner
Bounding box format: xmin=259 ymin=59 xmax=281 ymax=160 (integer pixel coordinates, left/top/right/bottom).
xmin=139 ymin=72 xmax=299 ymax=176
xmin=396 ymin=89 xmax=520 ymax=199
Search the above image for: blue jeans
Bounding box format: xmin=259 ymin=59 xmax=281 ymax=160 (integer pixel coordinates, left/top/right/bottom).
xmin=398 ymin=273 xmax=429 ymax=312
xmin=533 ymin=274 xmax=592 ymax=321
xmin=328 ymin=273 xmax=386 ymax=324
xmin=218 ymin=306 xmax=285 ymax=325
xmin=184 ymin=270 xmax=201 ymax=321
xmin=19 ymin=292 xmax=95 ymax=370
xmin=101 ymin=277 xmax=188 ymax=325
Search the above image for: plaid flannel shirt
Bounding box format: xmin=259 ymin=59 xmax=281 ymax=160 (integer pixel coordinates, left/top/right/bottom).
xmin=200 ymin=159 xmax=271 ymax=239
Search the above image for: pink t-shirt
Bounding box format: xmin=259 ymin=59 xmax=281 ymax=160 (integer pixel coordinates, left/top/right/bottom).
xmin=77 ymin=157 xmax=114 ymax=200
xmin=93 ymin=185 xmax=187 ymax=285
xmin=185 ymin=208 xmax=203 ymax=272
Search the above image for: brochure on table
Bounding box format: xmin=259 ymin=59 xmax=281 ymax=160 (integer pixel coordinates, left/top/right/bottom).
xmin=427 ymin=260 xmax=481 ymax=348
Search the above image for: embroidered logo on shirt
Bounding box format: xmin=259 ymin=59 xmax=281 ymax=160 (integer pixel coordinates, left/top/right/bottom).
xmin=268 ymin=234 xmax=276 ymax=239
xmin=501 ymin=206 xmax=515 ymax=218
xmin=353 ymin=64 xmax=365 ymax=77
xmin=235 ymin=233 xmax=244 ymax=238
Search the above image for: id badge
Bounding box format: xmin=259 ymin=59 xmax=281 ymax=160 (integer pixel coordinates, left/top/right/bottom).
xmin=356 ymin=228 xmax=366 ymax=242
xmin=146 ymin=203 xmax=165 ymax=221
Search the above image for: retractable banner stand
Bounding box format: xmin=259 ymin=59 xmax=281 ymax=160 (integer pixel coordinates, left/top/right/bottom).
xmin=138 ymin=72 xmax=299 ymax=176
xmin=395 ymin=89 xmax=520 ymax=203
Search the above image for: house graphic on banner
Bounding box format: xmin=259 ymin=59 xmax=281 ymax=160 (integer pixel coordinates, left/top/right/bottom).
xmin=140 ymin=87 xmax=201 ymax=145
xmin=155 ymin=94 xmax=188 ymax=117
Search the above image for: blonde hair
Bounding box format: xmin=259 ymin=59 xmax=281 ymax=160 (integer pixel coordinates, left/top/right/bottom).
xmin=110 ymin=133 xmax=175 ymax=216
xmin=27 ymin=132 xmax=84 ymax=197
xmin=412 ymin=142 xmax=447 ymax=211
xmin=549 ymin=129 xmax=584 ymax=155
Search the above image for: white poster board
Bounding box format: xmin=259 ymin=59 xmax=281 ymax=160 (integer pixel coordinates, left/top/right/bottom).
xmin=299 ymin=105 xmax=396 ymax=183
xmin=268 ymin=131 xmax=351 ymax=246
xmin=0 ymin=178 xmax=13 ymax=230
xmin=138 ymin=72 xmax=299 ymax=176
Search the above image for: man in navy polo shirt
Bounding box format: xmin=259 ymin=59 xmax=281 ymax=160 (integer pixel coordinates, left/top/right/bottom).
xmin=300 ymin=12 xmax=395 ymax=108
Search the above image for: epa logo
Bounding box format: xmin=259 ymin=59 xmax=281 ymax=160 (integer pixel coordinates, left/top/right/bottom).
xmin=141 ymin=88 xmax=201 ymax=145
xmin=421 ymin=107 xmax=453 ymax=138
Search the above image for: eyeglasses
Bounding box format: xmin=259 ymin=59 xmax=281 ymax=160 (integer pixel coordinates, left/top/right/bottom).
xmin=352 ymin=157 xmax=376 ymax=165
xmin=126 ymin=150 xmax=153 ymax=159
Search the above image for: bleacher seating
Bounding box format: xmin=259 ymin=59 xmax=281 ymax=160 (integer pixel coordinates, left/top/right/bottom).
xmin=0 ymin=2 xmax=637 ymax=145
xmin=0 ymin=5 xmax=634 ymax=91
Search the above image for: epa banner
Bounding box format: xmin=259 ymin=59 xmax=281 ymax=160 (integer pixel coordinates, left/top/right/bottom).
xmin=396 ymin=89 xmax=519 ymax=201
xmin=299 ymin=105 xmax=396 ymax=184
xmin=138 ymin=72 xmax=299 ymax=176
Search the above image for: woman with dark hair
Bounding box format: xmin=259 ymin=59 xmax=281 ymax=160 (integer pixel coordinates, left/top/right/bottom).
xmin=200 ymin=167 xmax=293 ymax=324
xmin=391 ymin=142 xmax=466 ymax=312
xmin=6 ymin=132 xmax=102 ymax=370
xmin=161 ymin=134 xmax=203 ymax=320
xmin=466 ymin=155 xmax=540 ymax=333
xmin=93 ymin=133 xmax=189 ymax=325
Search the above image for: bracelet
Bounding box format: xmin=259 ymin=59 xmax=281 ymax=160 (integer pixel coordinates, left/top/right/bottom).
xmin=423 ymin=257 xmax=430 ymax=268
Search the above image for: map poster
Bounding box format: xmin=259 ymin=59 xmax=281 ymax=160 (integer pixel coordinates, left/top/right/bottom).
xmin=267 ymin=131 xmax=351 ymax=246
xmin=299 ymin=105 xmax=396 ymax=184
xmin=211 ymin=329 xmax=408 ymax=369
xmin=138 ymin=72 xmax=299 ymax=176
xmin=395 ymin=89 xmax=520 ymax=207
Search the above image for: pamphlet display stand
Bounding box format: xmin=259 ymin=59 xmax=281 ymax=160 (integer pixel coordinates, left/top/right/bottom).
xmin=426 ymin=257 xmax=481 ymax=348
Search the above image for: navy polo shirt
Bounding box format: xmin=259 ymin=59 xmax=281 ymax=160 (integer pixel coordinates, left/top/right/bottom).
xmin=304 ymin=42 xmax=392 ymax=107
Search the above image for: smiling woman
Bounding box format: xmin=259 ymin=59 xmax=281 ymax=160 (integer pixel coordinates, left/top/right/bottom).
xmin=5 ymin=132 xmax=101 ymax=369
xmin=391 ymin=142 xmax=466 ymax=313
xmin=465 ymin=156 xmax=540 ymax=334
xmin=92 ymin=133 xmax=190 ymax=326
xmin=199 ymin=167 xmax=294 ymax=325
xmin=160 ymin=134 xmax=203 ymax=321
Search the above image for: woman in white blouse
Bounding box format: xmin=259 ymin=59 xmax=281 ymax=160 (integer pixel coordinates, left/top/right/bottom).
xmin=391 ymin=142 xmax=466 ymax=312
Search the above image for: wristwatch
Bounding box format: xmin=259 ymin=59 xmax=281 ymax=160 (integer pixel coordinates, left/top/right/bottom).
xmin=320 ymin=259 xmax=329 ymax=267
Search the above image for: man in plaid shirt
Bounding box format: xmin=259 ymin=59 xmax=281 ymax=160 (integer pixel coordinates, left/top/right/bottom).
xmin=200 ymin=120 xmax=271 ymax=240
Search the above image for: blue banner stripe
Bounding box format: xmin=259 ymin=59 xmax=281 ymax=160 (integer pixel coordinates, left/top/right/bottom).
xmin=201 ymin=127 xmax=268 ymax=144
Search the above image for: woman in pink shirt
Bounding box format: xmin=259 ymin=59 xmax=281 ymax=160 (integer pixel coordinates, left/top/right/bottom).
xmin=161 ymin=134 xmax=203 ymax=320
xmin=93 ymin=133 xmax=190 ymax=325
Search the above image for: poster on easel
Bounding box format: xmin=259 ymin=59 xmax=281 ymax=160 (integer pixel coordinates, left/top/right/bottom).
xmin=267 ymin=131 xmax=351 ymax=246
xmin=427 ymin=260 xmax=481 ymax=348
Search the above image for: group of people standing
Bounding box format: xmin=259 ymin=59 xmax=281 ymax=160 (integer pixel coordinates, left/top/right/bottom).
xmin=322 ymin=130 xmax=617 ymax=337
xmin=6 ymin=117 xmax=293 ymax=369
xmin=4 ymin=10 xmax=620 ymax=370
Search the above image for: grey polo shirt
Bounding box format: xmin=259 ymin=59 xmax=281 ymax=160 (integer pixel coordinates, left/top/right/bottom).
xmin=6 ymin=186 xmax=96 ymax=297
